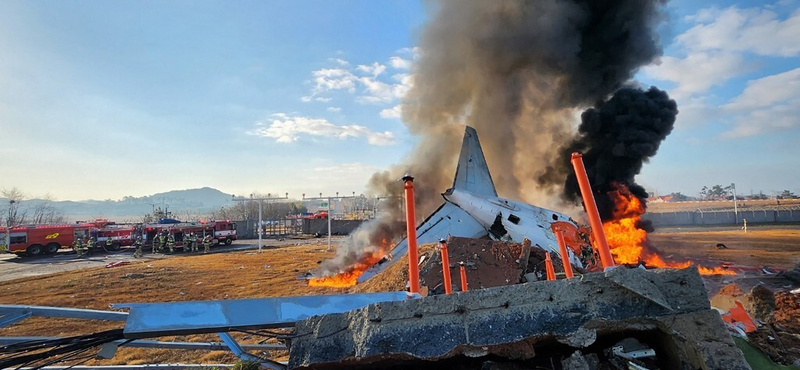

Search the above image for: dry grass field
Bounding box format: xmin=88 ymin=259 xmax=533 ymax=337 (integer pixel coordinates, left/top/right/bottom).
xmin=648 ymin=227 xmax=800 ymax=269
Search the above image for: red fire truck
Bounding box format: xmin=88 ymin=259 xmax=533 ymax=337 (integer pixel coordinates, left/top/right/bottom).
xmin=142 ymin=220 xmax=237 ymax=250
xmin=0 ymin=223 xmax=97 ymax=256
xmin=1 ymin=220 xmax=236 ymax=256
xmin=95 ymin=224 xmax=138 ymax=250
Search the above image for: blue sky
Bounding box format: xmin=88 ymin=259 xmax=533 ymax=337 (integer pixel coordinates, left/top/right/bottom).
xmin=1 ymin=0 xmax=798 ymax=201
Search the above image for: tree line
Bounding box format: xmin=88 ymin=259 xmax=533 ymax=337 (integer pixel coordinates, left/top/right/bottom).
xmin=2 ymin=187 xmax=66 ymax=227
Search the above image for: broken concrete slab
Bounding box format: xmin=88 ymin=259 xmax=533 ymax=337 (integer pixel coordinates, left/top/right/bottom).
xmin=288 ymin=267 xmax=751 ymax=369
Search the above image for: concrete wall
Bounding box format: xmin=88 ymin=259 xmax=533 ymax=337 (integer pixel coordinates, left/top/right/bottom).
xmin=644 ymin=209 xmax=800 ymax=227
xmin=302 ymin=219 xmax=364 ymax=235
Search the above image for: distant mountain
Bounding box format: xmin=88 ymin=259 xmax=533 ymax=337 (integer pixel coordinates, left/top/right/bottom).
xmin=0 ymin=187 xmax=235 ymax=222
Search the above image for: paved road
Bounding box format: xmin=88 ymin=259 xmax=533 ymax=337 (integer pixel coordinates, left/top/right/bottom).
xmin=0 ymin=237 xmax=345 ymax=283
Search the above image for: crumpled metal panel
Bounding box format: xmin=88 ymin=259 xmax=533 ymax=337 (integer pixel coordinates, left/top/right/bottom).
xmin=114 ymin=292 xmax=417 ymax=338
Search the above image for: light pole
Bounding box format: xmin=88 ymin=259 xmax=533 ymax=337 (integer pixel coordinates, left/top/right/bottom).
xmin=232 ymin=193 xmax=288 ymax=253
xmin=731 ymin=183 xmax=738 ymax=224
xmin=304 ymin=193 xmax=361 ymax=251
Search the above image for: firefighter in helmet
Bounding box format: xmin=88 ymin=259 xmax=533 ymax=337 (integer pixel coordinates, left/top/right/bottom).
xmin=133 ymin=236 xmax=143 ymax=258
xmin=203 ymin=234 xmax=212 ymax=253
xmin=167 ymin=232 xmax=175 ymax=253
xmin=187 ymin=232 xmax=196 ymax=252
xmin=85 ymin=237 xmax=94 ymax=256
xmin=105 ymin=235 xmax=114 ymax=251
xmin=156 ymin=231 xmax=167 ymax=253
xmin=73 ymin=237 xmax=86 ymax=258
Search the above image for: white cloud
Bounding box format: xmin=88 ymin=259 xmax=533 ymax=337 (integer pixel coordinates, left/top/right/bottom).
xmin=645 ymin=5 xmax=800 ymax=99
xmin=304 ymin=55 xmax=415 ymax=111
xmin=327 ymin=106 xmax=341 ymax=113
xmin=643 ymin=52 xmax=747 ymax=99
xmin=380 ymin=105 xmax=402 ymax=119
xmin=721 ymin=68 xmax=800 ymax=138
xmin=724 ymin=68 xmax=800 ymax=110
xmin=250 ymin=113 xmax=395 ymax=145
xmin=678 ymin=7 xmax=800 ymax=57
xmin=311 ymin=68 xmax=357 ymax=93
xmin=389 ymin=56 xmax=412 ymax=69
xmin=356 ymin=77 xmax=396 ymax=103
xmin=328 ymin=57 xmax=349 ymax=66
xmin=356 ymin=62 xmax=387 ymax=77
xmin=396 ymin=47 xmax=421 ymax=59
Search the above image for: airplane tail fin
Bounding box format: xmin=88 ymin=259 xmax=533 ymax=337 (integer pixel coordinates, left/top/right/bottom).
xmin=452 ymin=126 xmax=497 ymax=197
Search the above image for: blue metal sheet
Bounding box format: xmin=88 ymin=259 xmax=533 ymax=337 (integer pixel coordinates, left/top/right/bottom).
xmin=0 ymin=305 xmax=128 ymax=322
xmin=114 ymin=292 xmax=416 ymax=338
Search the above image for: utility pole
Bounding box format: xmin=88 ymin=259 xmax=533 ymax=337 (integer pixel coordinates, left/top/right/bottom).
xmin=232 ymin=193 xmax=288 ymax=253
xmin=731 ymin=183 xmax=738 ymax=224
xmin=303 ymin=193 xmax=360 ymax=251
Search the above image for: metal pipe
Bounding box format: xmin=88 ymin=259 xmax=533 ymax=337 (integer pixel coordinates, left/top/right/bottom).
xmin=570 ymin=153 xmax=615 ymax=269
xmin=402 ymin=174 xmax=420 ymax=294
xmin=545 ymin=252 xmax=556 ymax=281
xmin=459 ymin=262 xmax=468 ymax=292
xmin=555 ymin=230 xmax=574 ymax=278
xmin=439 ymin=239 xmax=452 ymax=294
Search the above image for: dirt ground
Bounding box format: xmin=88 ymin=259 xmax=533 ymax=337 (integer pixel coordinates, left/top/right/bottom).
xmin=2 ymin=227 xmax=800 ymax=366
xmin=648 ymin=227 xmax=800 ymax=269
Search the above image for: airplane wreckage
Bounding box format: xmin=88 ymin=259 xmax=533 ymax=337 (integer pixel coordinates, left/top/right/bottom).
xmin=0 ymin=127 xmax=753 ymax=369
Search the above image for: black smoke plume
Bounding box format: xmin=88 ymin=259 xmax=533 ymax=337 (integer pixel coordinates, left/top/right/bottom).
xmin=552 ymin=86 xmax=678 ymax=220
xmin=314 ymin=0 xmax=672 ymax=277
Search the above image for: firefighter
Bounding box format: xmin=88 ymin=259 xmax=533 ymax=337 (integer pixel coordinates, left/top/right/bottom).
xmin=192 ymin=232 xmax=199 ymax=252
xmin=105 ymin=236 xmax=114 ymax=251
xmin=133 ymin=236 xmax=143 ymax=258
xmin=73 ymin=237 xmax=86 ymax=258
xmin=85 ymin=237 xmax=94 ymax=256
xmin=167 ymin=233 xmax=175 ymax=253
xmin=187 ymin=232 xmax=195 ymax=252
xmin=203 ymin=235 xmax=211 ymax=253
xmin=156 ymin=231 xmax=167 ymax=253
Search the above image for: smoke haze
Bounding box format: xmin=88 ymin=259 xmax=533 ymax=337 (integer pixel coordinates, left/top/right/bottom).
xmin=314 ymin=0 xmax=672 ymax=277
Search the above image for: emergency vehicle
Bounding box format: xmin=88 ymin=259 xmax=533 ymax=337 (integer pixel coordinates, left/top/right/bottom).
xmin=142 ymin=220 xmax=237 ymax=250
xmin=0 ymin=223 xmax=97 ymax=256
xmin=1 ymin=220 xmax=236 ymax=256
xmin=95 ymin=224 xmax=139 ymax=249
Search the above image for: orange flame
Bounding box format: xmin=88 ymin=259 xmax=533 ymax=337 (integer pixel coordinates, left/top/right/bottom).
xmin=308 ymin=240 xmax=393 ymax=288
xmin=602 ymin=183 xmax=735 ymax=276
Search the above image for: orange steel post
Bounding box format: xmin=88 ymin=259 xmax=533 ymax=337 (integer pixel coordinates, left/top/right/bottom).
xmin=402 ymin=174 xmax=420 ymax=294
xmin=439 ymin=239 xmax=453 ymax=294
xmin=459 ymin=262 xmax=468 ymax=292
xmin=545 ymin=252 xmax=556 ymax=281
xmin=570 ymin=153 xmax=615 ymax=269
xmin=555 ymin=230 xmax=574 ymax=278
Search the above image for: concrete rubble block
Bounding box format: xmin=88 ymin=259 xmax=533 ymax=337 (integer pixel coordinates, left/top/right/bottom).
xmin=288 ymin=267 xmax=751 ymax=370
xmin=561 ymin=351 xmax=591 ymax=370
